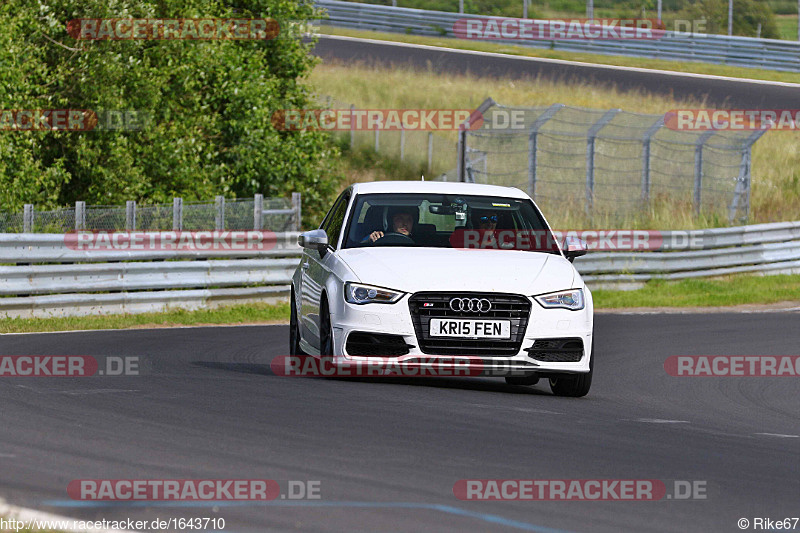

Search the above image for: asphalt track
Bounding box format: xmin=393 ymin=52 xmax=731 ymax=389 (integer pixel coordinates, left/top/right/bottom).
xmin=312 ymin=35 xmax=800 ymax=108
xmin=0 ymin=314 xmax=798 ymax=532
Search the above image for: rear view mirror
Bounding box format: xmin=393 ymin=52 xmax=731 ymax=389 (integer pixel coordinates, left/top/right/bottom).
xmin=298 ymin=229 xmax=329 ymax=251
xmin=562 ymin=236 xmax=588 ymax=263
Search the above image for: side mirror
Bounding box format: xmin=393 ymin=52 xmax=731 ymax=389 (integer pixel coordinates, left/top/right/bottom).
xmin=298 ymin=229 xmax=329 ymax=253
xmin=562 ymin=236 xmax=588 ymax=263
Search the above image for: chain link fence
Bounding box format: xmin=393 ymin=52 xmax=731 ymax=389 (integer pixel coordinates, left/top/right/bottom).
xmin=459 ymin=101 xmax=766 ymax=224
xmin=319 ymin=97 xmax=459 ymax=181
xmin=0 ymin=195 xmax=301 ymax=233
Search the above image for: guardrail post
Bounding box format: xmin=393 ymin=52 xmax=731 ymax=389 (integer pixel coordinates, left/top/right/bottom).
xmin=172 ymin=197 xmax=183 ymax=231
xmin=585 ymin=109 xmax=620 ymax=217
xmin=254 ymin=194 xmax=263 ymax=230
xmin=693 ymin=131 xmax=715 ymax=217
xmin=528 ymin=104 xmax=563 ymax=201
xmin=75 ymin=201 xmax=86 ymax=231
xmin=215 ymin=195 xmax=225 ymax=230
xmin=641 ymin=116 xmax=664 ymax=204
xmin=23 ymin=204 xmax=33 ymax=233
xmin=400 ymin=126 xmax=405 ymax=161
xmin=291 ymin=192 xmax=302 ymax=231
xmin=427 ymin=132 xmax=433 ymax=173
xmin=126 ymin=200 xmax=136 ymax=230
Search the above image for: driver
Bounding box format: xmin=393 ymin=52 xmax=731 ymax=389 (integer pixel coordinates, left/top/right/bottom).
xmin=368 ymin=206 xmax=417 ymax=243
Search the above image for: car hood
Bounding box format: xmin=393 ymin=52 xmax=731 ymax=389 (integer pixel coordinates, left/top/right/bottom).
xmin=337 ymin=247 xmax=576 ymax=294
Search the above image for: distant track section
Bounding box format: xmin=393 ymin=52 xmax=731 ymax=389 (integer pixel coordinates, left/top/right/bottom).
xmin=312 ymin=35 xmax=800 ymax=108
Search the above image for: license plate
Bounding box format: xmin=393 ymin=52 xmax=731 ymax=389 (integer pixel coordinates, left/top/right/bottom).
xmin=429 ymin=319 xmax=511 ymax=339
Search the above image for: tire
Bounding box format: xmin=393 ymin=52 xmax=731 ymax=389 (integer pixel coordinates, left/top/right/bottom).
xmin=505 ymin=375 xmax=540 ymax=386
xmin=319 ymin=297 xmax=335 ymax=365
xmin=548 ymin=341 xmax=593 ymax=397
xmin=289 ymin=289 xmax=306 ymax=356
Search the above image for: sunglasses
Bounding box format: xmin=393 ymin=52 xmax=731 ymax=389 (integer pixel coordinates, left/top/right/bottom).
xmin=479 ymin=215 xmax=498 ymax=223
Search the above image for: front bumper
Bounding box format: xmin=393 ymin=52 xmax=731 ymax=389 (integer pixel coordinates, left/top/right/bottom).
xmin=330 ymin=292 xmax=593 ymax=376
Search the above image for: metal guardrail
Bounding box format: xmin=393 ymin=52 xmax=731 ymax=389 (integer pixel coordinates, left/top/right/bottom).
xmin=316 ymin=0 xmax=800 ymax=72
xmin=1 ymin=222 xmax=799 ymax=317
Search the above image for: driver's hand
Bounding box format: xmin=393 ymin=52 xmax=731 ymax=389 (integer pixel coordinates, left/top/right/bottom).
xmin=369 ymin=231 xmax=384 ymax=242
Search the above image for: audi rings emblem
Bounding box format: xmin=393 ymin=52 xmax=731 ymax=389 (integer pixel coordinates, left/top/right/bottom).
xmin=449 ymin=297 xmax=492 ymax=313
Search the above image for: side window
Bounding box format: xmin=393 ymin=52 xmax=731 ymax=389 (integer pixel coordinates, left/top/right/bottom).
xmin=321 ymin=192 xmax=350 ymax=249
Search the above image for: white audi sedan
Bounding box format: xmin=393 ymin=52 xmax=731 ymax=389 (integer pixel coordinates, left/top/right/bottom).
xmin=290 ymin=181 xmax=593 ymax=396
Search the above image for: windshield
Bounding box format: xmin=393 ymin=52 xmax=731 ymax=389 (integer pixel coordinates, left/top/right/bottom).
xmin=342 ymin=193 xmax=560 ymax=254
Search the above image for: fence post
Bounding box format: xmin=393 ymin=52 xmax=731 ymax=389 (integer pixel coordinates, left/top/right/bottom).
xmin=126 ymin=200 xmax=136 ymax=230
xmin=458 ymin=97 xmax=497 ymax=183
xmin=254 ymin=194 xmax=263 ymax=230
xmin=23 ymin=204 xmax=33 ymax=233
xmin=693 ymin=131 xmax=715 ymax=217
xmin=728 ymin=129 xmax=767 ymax=224
xmin=292 ymin=192 xmax=302 ymax=231
xmin=400 ymin=126 xmax=405 ymax=161
xmin=172 ymin=197 xmax=183 ymax=231
xmin=75 ymin=201 xmax=86 ymax=231
xmin=215 ymin=195 xmax=225 ymax=230
xmin=641 ymin=117 xmax=664 ymax=204
xmin=374 ymin=126 xmax=379 ymax=152
xmin=528 ymin=104 xmax=563 ymax=201
xmin=427 ymin=132 xmax=433 ymax=174
xmin=585 ymin=109 xmax=620 ymax=217
xmin=456 ymin=129 xmax=467 ymax=182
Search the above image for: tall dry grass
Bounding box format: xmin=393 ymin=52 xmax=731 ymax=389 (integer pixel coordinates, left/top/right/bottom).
xmin=309 ymin=62 xmax=800 ymax=229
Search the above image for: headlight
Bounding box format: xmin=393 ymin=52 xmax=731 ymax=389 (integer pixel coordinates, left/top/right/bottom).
xmin=534 ymin=289 xmax=584 ymax=311
xmin=344 ymin=283 xmax=404 ymax=304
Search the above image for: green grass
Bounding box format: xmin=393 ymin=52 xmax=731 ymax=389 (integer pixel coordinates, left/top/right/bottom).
xmin=775 ymin=14 xmax=799 ymax=39
xmin=319 ymin=26 xmax=800 ymax=84
xmin=1 ymin=275 xmax=798 ymax=334
xmin=0 ymin=302 xmax=289 ymax=334
xmin=592 ymin=274 xmax=800 ymax=308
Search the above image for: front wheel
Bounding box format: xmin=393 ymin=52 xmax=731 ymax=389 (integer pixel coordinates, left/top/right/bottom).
xmin=289 ymin=289 xmax=306 ymax=356
xmin=548 ymin=341 xmax=593 ymax=397
xmin=319 ymin=298 xmax=334 ymax=365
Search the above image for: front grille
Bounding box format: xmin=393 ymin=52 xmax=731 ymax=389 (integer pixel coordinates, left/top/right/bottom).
xmin=526 ymin=338 xmax=584 ymax=362
xmin=345 ymin=331 xmax=412 ymax=356
xmin=409 ymin=292 xmax=531 ymax=356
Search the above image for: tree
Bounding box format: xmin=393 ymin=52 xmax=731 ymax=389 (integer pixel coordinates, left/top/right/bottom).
xmin=0 ymin=0 xmax=340 ymax=226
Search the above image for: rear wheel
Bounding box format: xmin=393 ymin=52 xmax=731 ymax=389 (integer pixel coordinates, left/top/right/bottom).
xmin=289 ymin=289 xmax=306 ymax=356
xmin=548 ymin=341 xmax=593 ymax=397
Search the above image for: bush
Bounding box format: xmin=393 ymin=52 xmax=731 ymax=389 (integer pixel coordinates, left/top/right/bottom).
xmin=0 ymin=0 xmax=341 ymax=228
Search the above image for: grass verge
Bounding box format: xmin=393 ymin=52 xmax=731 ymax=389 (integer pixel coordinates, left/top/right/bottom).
xmin=592 ymin=273 xmax=800 ymax=308
xmin=319 ymin=26 xmax=800 ymax=84
xmin=1 ymin=275 xmax=798 ymax=334
xmin=0 ymin=302 xmax=289 ymax=334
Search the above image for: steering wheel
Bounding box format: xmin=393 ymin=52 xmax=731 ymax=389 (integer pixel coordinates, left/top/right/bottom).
xmin=373 ymin=232 xmax=415 ymax=246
